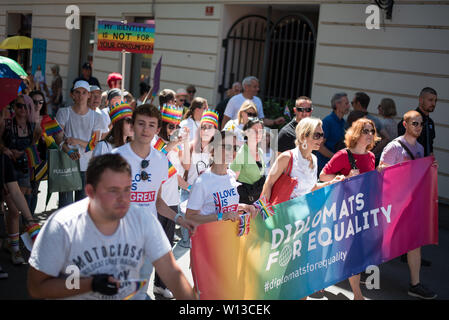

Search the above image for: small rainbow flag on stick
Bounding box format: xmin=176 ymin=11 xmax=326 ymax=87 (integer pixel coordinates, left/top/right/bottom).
xmin=122 ymin=280 xmax=148 ymax=300
xmin=238 ymin=213 xmax=251 ymax=237
xmin=154 ymin=137 xmax=178 ymax=179
xmin=41 ymin=115 xmax=63 ymax=136
xmin=85 ymin=132 xmax=98 ymax=152
xmin=24 ymin=145 xmax=41 ymax=169
xmin=253 ymin=196 xmax=275 ymax=220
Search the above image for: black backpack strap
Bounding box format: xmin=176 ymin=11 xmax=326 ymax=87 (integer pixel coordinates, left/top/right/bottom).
xmin=346 ymin=148 xmax=358 ymax=170
xmin=397 ymin=140 xmax=415 ymax=160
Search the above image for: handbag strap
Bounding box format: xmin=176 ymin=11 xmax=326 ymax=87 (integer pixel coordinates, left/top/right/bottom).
xmin=285 ymin=150 xmax=294 ymax=176
xmin=397 ymin=140 xmax=415 ymax=160
xmin=346 ymin=148 xmax=358 ymax=170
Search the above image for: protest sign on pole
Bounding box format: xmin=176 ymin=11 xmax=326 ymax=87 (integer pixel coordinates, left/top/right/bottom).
xmin=31 ymin=38 xmax=47 ymax=83
xmin=191 ymin=156 xmax=439 ymax=300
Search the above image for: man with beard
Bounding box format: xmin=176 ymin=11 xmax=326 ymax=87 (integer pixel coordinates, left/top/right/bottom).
xmin=379 ymin=110 xmax=437 ymax=300
xmin=397 ymin=87 xmax=437 ymax=157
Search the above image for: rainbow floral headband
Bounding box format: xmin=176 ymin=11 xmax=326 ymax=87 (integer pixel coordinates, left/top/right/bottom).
xmin=201 ymin=110 xmax=219 ymax=128
xmin=161 ymin=104 xmax=183 ymax=125
xmin=109 ymin=102 xmax=133 ymax=126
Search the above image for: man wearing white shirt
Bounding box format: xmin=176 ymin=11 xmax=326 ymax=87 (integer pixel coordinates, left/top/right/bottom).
xmin=221 ymin=76 xmax=285 ymax=129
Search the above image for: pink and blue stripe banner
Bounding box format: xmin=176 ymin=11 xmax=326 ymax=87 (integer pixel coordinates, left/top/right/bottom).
xmin=191 ymin=156 xmax=438 ymax=299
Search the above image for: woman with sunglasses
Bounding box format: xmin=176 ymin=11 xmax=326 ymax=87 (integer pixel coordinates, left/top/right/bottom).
xmin=186 ymin=131 xmax=257 ymax=225
xmin=230 ymin=117 xmax=266 ymax=204
xmin=178 ymin=110 xmax=218 ymax=248
xmin=319 ymin=118 xmax=380 ymax=300
xmin=261 ymin=117 xmax=340 ymax=204
xmin=223 ymin=100 xmax=258 ymax=145
xmin=179 ymin=97 xmax=208 ymax=142
xmin=92 ymin=102 xmax=134 ymax=156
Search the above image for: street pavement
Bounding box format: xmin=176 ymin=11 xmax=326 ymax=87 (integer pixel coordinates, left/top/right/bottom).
xmin=1 ymin=180 xmax=448 ymax=300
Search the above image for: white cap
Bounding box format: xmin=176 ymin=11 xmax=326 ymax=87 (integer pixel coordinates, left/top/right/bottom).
xmin=73 ymin=80 xmax=90 ymax=92
xmin=89 ymin=85 xmax=101 ymax=92
xmin=176 ymin=88 xmax=188 ymax=96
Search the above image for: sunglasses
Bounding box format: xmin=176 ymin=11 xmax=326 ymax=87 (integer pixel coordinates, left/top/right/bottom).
xmin=361 ymin=128 xmax=376 ymax=135
xmin=312 ymin=132 xmax=324 ymax=140
xmin=15 ymin=103 xmax=27 ymax=109
xmin=410 ymin=121 xmax=424 ymax=128
xmin=246 ymin=112 xmax=257 ymax=117
xmin=187 ymin=90 xmax=196 ymax=94
xmin=296 ymin=107 xmax=313 ymax=113
xmin=168 ymin=124 xmax=181 ymax=130
xmin=178 ymin=99 xmax=186 ymax=102
xmin=141 ymin=160 xmax=149 ymax=181
xmin=33 ymin=100 xmax=44 ymax=105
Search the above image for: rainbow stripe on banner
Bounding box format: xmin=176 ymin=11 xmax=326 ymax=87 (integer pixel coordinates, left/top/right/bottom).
xmin=41 ymin=115 xmax=62 ymax=136
xmin=24 ymin=145 xmax=41 ymax=168
xmin=97 ymin=20 xmax=155 ymax=54
xmin=123 ymin=280 xmax=148 ymax=300
xmin=85 ymin=132 xmax=98 ymax=152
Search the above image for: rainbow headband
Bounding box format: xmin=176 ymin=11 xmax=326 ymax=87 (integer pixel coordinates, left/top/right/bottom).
xmin=161 ymin=104 xmax=183 ymax=125
xmin=109 ymin=102 xmax=133 ymax=126
xmin=201 ymin=110 xmax=219 ymax=128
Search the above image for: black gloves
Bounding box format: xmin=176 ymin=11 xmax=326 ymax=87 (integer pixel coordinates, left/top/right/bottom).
xmin=92 ymin=274 xmax=118 ymax=296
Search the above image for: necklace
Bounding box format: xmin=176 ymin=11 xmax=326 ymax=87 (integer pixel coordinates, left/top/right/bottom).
xmin=18 ymin=124 xmax=27 ymax=135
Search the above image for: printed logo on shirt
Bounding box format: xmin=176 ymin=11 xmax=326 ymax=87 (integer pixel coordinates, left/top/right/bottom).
xmin=130 ymin=191 xmax=156 ymax=203
xmin=213 ymin=188 xmax=239 ymax=213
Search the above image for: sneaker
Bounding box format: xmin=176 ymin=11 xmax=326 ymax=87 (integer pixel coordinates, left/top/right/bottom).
xmin=0 ymin=268 xmax=8 ymax=279
xmin=11 ymin=250 xmax=26 ymax=265
xmin=153 ymin=286 xmax=174 ymax=299
xmin=408 ymin=283 xmax=437 ymax=300
xmin=359 ymin=272 xmax=369 ymax=285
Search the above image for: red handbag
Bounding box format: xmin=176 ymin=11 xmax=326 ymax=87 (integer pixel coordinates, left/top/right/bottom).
xmin=270 ymin=150 xmax=298 ymax=205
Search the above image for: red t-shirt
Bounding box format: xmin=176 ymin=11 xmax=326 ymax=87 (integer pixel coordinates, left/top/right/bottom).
xmin=322 ymin=149 xmax=375 ymax=176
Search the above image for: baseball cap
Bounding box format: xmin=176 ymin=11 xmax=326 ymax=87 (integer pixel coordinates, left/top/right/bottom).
xmin=107 ymin=88 xmax=122 ymax=101
xmin=82 ymin=62 xmax=92 ymax=70
xmin=176 ymin=88 xmax=188 ymax=96
xmin=73 ymin=80 xmax=90 ymax=92
xmin=89 ymin=85 xmax=101 ymax=92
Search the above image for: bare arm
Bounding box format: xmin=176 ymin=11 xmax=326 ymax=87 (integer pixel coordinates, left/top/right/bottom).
xmin=152 ymin=252 xmax=197 ymax=300
xmin=186 ymin=208 xmax=239 ymax=225
xmin=318 ymin=139 xmax=334 ymax=159
xmin=260 ymin=151 xmax=291 ymax=202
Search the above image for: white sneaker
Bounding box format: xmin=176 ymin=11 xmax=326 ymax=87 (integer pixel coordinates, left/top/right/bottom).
xmin=153 ymin=286 xmax=174 ymax=299
xmin=0 ymin=267 xmax=8 ymax=279
xmin=11 ymin=250 xmax=25 ymax=265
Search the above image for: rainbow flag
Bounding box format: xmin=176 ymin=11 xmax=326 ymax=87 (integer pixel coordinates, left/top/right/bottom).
xmin=85 ymin=132 xmax=98 ymax=152
xmin=122 ymin=280 xmax=148 ymax=300
xmin=41 ymin=115 xmax=63 ymax=136
xmin=25 ymin=223 xmax=41 ymax=243
xmin=24 ymin=145 xmax=41 ymax=169
xmin=253 ymin=196 xmax=275 ymax=220
xmin=238 ymin=213 xmax=251 ymax=237
xmin=153 ymin=138 xmax=177 ymax=178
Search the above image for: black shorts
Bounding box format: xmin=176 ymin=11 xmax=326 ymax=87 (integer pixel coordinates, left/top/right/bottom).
xmin=0 ymin=153 xmax=18 ymax=185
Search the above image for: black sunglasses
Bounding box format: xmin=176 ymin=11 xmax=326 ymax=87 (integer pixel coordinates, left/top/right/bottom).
xmin=246 ymin=112 xmax=257 ymax=117
xmin=141 ymin=160 xmax=149 ymax=181
xmin=33 ymin=100 xmax=44 ymax=105
xmin=361 ymin=128 xmax=376 ymax=135
xmin=15 ymin=103 xmax=27 ymax=109
xmin=296 ymin=107 xmax=313 ymax=113
xmin=187 ymin=90 xmax=196 ymax=94
xmin=410 ymin=121 xmax=424 ymax=128
xmin=312 ymin=132 xmax=324 ymax=140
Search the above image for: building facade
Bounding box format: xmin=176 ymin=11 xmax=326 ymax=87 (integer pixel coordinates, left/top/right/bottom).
xmin=1 ymin=0 xmax=448 ymax=201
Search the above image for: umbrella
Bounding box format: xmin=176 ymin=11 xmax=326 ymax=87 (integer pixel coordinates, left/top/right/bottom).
xmin=0 ymin=36 xmax=33 ymax=50
xmin=0 ymin=56 xmax=27 ymax=110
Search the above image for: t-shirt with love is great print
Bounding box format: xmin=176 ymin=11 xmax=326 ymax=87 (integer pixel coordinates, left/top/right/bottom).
xmin=187 ymin=168 xmax=240 ymax=216
xmin=112 ymin=143 xmax=168 ymax=216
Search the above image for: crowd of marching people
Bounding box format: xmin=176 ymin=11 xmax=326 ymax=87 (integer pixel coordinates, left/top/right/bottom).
xmin=0 ymin=65 xmax=439 ymax=301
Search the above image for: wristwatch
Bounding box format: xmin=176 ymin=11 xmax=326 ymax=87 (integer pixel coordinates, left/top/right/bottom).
xmin=217 ymin=212 xmax=223 ymax=221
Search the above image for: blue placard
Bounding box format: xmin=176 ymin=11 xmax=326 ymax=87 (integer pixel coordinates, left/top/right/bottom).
xmin=31 ymin=38 xmax=47 ymax=83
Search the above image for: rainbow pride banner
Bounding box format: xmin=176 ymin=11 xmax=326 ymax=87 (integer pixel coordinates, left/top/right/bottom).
xmin=191 ymin=156 xmax=439 ymax=299
xmin=97 ymin=20 xmax=155 ymax=54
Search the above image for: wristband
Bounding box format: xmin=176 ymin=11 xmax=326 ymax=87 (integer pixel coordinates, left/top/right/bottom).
xmin=67 ymin=149 xmax=75 ymax=156
xmin=217 ymin=212 xmax=223 ymax=221
xmin=187 ymin=185 xmax=192 ymax=192
xmin=92 ymin=274 xmax=118 ymax=296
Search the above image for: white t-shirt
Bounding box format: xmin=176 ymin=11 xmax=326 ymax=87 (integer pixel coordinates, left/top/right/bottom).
xmin=289 ymin=147 xmax=318 ymax=199
xmin=380 ymin=136 xmax=424 ymax=165
xmin=92 ymin=140 xmax=114 ymax=157
xmin=56 ymin=107 xmax=104 ymax=171
xmin=179 ymin=117 xmax=200 ymax=142
xmin=28 ymin=198 xmax=171 ymax=300
xmin=112 ymin=143 xmax=168 ymax=215
xmin=187 ymin=168 xmax=240 ymax=216
xmin=223 ymin=93 xmax=265 ymax=121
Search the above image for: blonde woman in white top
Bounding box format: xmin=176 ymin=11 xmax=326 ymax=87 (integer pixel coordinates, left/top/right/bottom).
xmin=261 ymin=117 xmax=343 ymax=202
xmin=223 ymin=100 xmax=258 ymax=144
